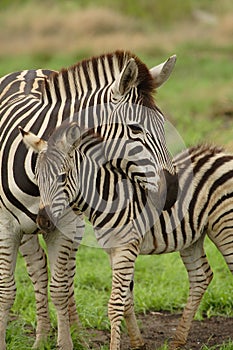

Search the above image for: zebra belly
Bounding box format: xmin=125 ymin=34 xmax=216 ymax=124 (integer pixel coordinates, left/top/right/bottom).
xmin=139 ymin=223 xmax=202 ymax=255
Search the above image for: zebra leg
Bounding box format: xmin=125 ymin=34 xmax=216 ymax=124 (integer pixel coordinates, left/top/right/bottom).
xmin=124 ymin=278 xmax=145 ymax=349
xmin=169 ymin=236 xmax=213 ymax=350
xmin=66 ymin=214 xmax=84 ymax=329
xmin=0 ymin=211 xmax=22 ymax=350
xmin=208 ymin=228 xmax=233 ymax=276
xmin=19 ymin=234 xmax=50 ymax=349
xmin=67 ymin=241 xmax=80 ymax=329
xmin=44 ymin=230 xmax=74 ymax=350
xmin=108 ymin=242 xmax=140 ymax=350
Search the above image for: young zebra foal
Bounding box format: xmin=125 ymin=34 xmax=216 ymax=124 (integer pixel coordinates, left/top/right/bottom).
xmin=21 ymin=121 xmax=233 ymax=350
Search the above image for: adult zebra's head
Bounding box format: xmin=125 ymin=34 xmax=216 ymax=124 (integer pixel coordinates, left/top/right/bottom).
xmin=18 ymin=52 xmax=179 ymax=233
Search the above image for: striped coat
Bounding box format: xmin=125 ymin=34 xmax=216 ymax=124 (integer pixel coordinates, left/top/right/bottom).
xmin=22 ymin=119 xmax=233 ymax=350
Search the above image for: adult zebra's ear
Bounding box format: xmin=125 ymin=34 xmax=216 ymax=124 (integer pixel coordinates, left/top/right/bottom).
xmin=150 ymin=55 xmax=177 ymax=88
xmin=18 ymin=126 xmax=48 ymax=153
xmin=113 ymin=58 xmax=138 ymax=96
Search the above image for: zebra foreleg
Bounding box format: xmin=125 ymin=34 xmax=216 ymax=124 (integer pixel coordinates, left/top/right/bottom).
xmin=124 ymin=279 xmax=146 ymax=349
xmin=169 ymin=236 xmax=213 ymax=350
xmin=67 ymin=214 xmax=84 ymax=330
xmin=67 ymin=242 xmax=80 ymax=329
xmin=108 ymin=242 xmax=140 ymax=350
xmin=0 ymin=211 xmax=22 ymax=350
xmin=19 ymin=234 xmax=50 ymax=349
xmin=44 ymin=230 xmax=75 ymax=350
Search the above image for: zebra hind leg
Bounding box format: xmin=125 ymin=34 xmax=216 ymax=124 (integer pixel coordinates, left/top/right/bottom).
xmin=169 ymin=236 xmax=213 ymax=350
xmin=19 ymin=234 xmax=50 ymax=349
xmin=124 ymin=279 xmax=146 ymax=349
xmin=108 ymin=242 xmax=140 ymax=350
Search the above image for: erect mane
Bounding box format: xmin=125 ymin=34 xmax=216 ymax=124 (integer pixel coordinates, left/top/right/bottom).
xmin=43 ymin=51 xmax=155 ymax=105
xmin=188 ymin=144 xmax=225 ymax=156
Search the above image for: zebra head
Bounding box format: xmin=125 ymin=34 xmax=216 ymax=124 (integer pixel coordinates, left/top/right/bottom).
xmin=19 ymin=123 xmax=81 ymax=233
xmin=18 ymin=53 xmax=179 ymax=233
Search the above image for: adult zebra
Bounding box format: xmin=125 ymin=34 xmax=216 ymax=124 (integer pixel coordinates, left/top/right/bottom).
xmin=0 ymin=51 xmax=177 ymax=350
xmin=21 ymin=120 xmax=233 ymax=350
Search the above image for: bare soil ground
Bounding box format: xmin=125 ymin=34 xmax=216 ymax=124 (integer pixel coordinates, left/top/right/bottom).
xmin=88 ymin=312 xmax=233 ymax=349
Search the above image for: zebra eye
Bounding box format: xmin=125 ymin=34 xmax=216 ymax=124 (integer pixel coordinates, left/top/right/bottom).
xmin=57 ymin=172 xmax=66 ymax=183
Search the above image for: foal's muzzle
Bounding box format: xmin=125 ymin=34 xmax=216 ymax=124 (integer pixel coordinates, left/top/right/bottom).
xmin=37 ymin=206 xmax=57 ymax=233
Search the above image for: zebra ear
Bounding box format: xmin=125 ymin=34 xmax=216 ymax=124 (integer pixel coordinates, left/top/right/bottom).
xmin=18 ymin=126 xmax=47 ymax=153
xmin=113 ymin=58 xmax=138 ymax=96
xmin=150 ymin=55 xmax=176 ymax=88
xmin=66 ymin=122 xmax=81 ymax=146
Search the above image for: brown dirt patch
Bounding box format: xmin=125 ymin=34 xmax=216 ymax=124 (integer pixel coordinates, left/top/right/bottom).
xmin=88 ymin=312 xmax=233 ymax=349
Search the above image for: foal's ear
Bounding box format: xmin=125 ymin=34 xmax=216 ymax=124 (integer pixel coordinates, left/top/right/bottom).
xmin=65 ymin=122 xmax=81 ymax=148
xmin=57 ymin=122 xmax=82 ymax=153
xmin=112 ymin=58 xmax=138 ymax=96
xmin=150 ymin=55 xmax=176 ymax=88
xmin=18 ymin=126 xmax=47 ymax=153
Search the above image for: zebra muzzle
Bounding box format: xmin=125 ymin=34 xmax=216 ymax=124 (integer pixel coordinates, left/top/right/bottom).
xmin=37 ymin=206 xmax=57 ymax=233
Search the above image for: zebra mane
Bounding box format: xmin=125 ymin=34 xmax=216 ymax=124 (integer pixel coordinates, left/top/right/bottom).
xmin=173 ymin=143 xmax=226 ymax=166
xmin=188 ymin=144 xmax=225 ymax=156
xmin=42 ymin=51 xmax=155 ymax=106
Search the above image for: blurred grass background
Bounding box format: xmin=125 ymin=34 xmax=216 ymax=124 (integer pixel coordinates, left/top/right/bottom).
xmin=1 ymin=0 xmax=233 ymax=349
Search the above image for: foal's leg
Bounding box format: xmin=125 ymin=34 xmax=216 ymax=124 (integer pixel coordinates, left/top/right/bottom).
xmin=44 ymin=212 xmax=82 ymax=350
xmin=124 ymin=277 xmax=145 ymax=349
xmin=170 ymin=236 xmax=213 ymax=350
xmin=44 ymin=230 xmax=74 ymax=350
xmin=67 ymin=241 xmax=80 ymax=328
xmin=108 ymin=242 xmax=140 ymax=350
xmin=67 ymin=216 xmax=84 ymax=328
xmin=19 ymin=234 xmax=50 ymax=348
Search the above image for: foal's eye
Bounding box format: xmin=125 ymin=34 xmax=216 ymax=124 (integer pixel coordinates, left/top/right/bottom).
xmin=57 ymin=173 xmax=66 ymax=183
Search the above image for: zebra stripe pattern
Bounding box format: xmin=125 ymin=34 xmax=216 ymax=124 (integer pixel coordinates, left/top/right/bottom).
xmin=23 ymin=120 xmax=233 ymax=350
xmin=0 ymin=51 xmax=176 ymax=350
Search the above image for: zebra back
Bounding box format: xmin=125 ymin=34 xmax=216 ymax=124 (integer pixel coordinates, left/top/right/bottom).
xmin=140 ymin=144 xmax=233 ymax=254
